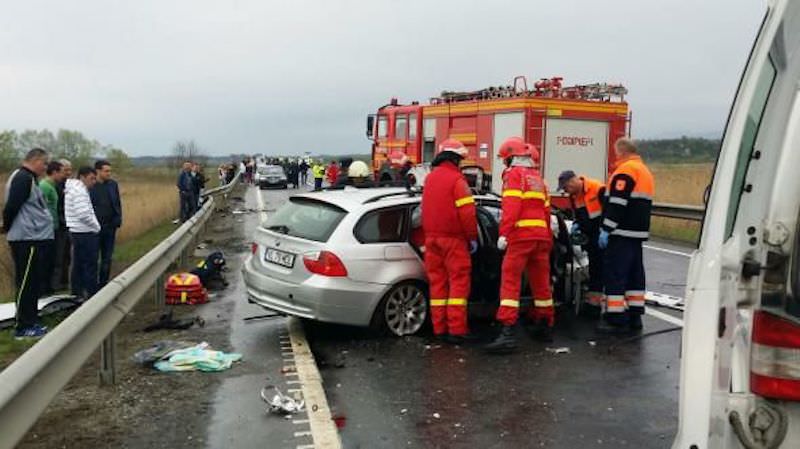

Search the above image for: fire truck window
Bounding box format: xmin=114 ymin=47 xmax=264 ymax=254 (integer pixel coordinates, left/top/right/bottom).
xmin=378 ymin=115 xmax=388 ymax=138
xmin=396 ymin=115 xmax=407 ymax=140
xmin=408 ymin=114 xmax=417 ymax=139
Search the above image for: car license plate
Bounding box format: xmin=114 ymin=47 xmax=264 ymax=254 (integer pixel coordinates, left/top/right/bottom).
xmin=264 ymin=247 xmax=295 ymax=268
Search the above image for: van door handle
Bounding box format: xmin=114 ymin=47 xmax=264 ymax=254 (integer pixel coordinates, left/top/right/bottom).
xmin=384 ymin=246 xmax=404 ymax=261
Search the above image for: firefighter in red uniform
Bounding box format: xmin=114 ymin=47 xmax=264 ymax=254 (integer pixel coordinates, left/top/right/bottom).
xmin=559 ymin=170 xmax=606 ymax=315
xmin=598 ymin=138 xmax=654 ymax=334
xmin=421 ymin=138 xmax=479 ymax=344
xmin=485 ymin=138 xmax=554 ymax=354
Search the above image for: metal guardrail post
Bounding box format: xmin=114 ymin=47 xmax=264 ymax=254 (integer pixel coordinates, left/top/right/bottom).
xmin=99 ymin=332 xmax=116 ymax=385
xmin=153 ymin=273 xmax=165 ymax=306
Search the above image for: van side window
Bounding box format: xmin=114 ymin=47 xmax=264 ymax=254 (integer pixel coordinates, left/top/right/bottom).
xmin=408 ymin=114 xmax=417 ymax=140
xmin=726 ymin=57 xmax=777 ymax=238
xmin=355 ymin=208 xmax=408 ymax=243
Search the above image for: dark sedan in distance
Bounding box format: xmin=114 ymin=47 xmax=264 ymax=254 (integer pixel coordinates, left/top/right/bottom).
xmin=257 ymin=165 xmax=288 ymax=190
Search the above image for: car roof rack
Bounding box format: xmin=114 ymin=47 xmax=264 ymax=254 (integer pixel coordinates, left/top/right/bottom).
xmin=362 ymin=186 xmax=423 ymax=204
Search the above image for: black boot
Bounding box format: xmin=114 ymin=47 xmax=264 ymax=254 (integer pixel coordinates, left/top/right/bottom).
xmin=484 ymin=325 xmax=517 ymax=354
xmin=530 ymin=319 xmax=554 ymax=343
xmin=596 ymin=313 xmax=631 ymax=335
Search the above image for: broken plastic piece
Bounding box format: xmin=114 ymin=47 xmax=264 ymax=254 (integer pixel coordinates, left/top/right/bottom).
xmin=261 ymin=386 xmax=305 ymax=415
xmin=545 ymin=347 xmax=571 ymax=354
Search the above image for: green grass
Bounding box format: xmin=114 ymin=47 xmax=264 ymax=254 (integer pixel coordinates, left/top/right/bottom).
xmin=650 ymin=217 xmax=701 ymax=245
xmin=114 ymin=220 xmax=179 ymax=266
xmin=0 ymin=219 xmax=178 ymax=363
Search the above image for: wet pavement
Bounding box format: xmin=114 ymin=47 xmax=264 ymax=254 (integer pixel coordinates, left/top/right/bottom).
xmin=217 ymin=185 xmax=690 ymax=448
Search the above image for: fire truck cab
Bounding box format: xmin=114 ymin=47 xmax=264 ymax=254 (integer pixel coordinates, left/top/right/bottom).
xmin=367 ymin=76 xmax=630 ymax=204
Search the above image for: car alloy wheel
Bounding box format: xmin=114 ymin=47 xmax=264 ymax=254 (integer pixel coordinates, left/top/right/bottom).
xmin=383 ymin=283 xmax=427 ymax=336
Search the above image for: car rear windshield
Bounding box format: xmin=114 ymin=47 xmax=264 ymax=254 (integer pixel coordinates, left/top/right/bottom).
xmin=263 ymin=198 xmax=346 ymax=242
xmin=259 ymin=166 xmax=283 ymax=175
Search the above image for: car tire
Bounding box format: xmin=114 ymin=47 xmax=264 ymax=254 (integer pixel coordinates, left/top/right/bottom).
xmin=370 ymin=281 xmax=429 ymax=337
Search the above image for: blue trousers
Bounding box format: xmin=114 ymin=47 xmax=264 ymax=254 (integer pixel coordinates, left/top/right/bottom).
xmin=603 ymin=236 xmax=645 ymax=316
xmin=71 ymin=232 xmax=99 ymax=299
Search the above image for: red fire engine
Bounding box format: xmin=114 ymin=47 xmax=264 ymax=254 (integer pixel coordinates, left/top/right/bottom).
xmin=366 ymin=76 xmax=630 ymax=205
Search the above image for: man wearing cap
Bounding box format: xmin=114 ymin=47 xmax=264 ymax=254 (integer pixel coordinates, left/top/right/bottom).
xmin=559 ymin=170 xmax=606 ymax=316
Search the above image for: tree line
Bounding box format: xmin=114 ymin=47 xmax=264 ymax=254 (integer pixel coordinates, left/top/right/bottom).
xmin=0 ymin=129 xmax=132 ymax=172
xmin=637 ymin=136 xmax=721 ymax=163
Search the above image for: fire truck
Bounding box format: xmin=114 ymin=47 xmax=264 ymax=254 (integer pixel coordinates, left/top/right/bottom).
xmin=366 ymin=76 xmax=630 ymax=205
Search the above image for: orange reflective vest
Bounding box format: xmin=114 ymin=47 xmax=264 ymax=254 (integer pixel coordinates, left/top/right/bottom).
xmin=570 ymin=176 xmax=604 ymax=229
xmin=602 ymin=154 xmax=654 ymax=240
xmin=500 ymin=166 xmax=551 ymax=242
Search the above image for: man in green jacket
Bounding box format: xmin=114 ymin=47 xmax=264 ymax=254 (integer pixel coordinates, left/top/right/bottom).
xmin=39 ymin=161 xmax=66 ymax=294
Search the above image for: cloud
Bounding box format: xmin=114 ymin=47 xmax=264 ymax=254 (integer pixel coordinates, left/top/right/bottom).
xmin=0 ymin=0 xmax=764 ymax=156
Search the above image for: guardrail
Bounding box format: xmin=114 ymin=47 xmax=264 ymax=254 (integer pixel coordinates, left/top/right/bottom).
xmin=652 ymin=202 xmax=706 ymax=222
xmin=0 ymin=171 xmax=241 ymax=449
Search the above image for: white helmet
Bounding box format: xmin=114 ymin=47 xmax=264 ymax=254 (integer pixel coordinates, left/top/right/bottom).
xmin=348 ymin=160 xmax=371 ymax=178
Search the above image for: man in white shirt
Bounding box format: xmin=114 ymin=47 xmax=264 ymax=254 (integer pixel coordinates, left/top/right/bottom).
xmin=65 ymin=166 xmax=101 ymax=299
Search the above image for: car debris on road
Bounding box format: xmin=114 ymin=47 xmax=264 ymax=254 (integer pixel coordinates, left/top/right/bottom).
xmin=261 ymin=386 xmax=305 ymax=415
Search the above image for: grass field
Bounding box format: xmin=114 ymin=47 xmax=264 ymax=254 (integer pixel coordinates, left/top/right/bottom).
xmin=0 ymin=167 xmax=182 ymax=300
xmin=650 ymin=163 xmax=713 ymax=243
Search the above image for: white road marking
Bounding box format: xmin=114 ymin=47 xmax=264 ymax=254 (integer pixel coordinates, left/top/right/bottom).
xmin=255 ymin=187 xmax=269 ymax=224
xmin=645 ymin=307 xmax=684 ymax=327
xmin=287 ymin=317 xmax=342 ymax=449
xmin=293 ymin=419 xmax=310 ymax=424
xmin=297 ymin=445 xmax=316 ymax=449
xmin=294 ymin=430 xmax=313 ymax=437
xmin=643 ymin=244 xmax=693 ymax=258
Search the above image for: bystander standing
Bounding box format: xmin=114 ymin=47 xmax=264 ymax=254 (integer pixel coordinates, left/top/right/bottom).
xmin=2 ymin=148 xmax=54 ymax=338
xmin=39 ymin=160 xmax=66 ymax=294
xmin=192 ymin=163 xmax=206 ymax=210
xmin=90 ymin=160 xmax=122 ymax=289
xmin=177 ymin=161 xmax=195 ymax=222
xmin=53 ymin=159 xmax=73 ymax=290
xmin=66 ymin=167 xmax=101 ymax=300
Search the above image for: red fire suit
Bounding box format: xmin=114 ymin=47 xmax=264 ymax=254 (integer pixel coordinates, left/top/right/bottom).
xmin=496 ymin=165 xmax=554 ymax=327
xmin=421 ymin=161 xmax=478 ymax=336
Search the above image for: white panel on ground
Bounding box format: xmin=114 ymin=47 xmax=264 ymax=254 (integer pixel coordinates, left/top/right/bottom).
xmin=491 ymin=112 xmax=525 ymax=194
xmin=543 ymin=118 xmax=609 ymax=189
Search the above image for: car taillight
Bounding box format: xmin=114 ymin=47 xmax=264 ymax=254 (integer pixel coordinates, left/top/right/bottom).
xmin=251 ymin=242 xmax=258 ymax=255
xmin=303 ymin=251 xmax=348 ymax=277
xmin=750 ymin=310 xmax=800 ymax=401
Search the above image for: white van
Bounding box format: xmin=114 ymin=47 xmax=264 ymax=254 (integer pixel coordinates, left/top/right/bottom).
xmin=673 ymin=1 xmax=800 ymax=448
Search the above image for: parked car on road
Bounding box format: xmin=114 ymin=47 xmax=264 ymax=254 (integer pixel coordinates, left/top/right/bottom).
xmin=242 ymin=186 xmax=587 ymax=336
xmin=257 ymin=165 xmax=288 ymax=190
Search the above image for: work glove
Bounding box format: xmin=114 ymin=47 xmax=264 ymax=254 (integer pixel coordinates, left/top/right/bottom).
xmin=497 ymin=236 xmax=508 ymax=251
xmin=469 ymin=240 xmax=479 ymax=255
xmin=598 ymin=229 xmax=610 ymax=250
xmin=570 ymin=222 xmax=580 ymax=234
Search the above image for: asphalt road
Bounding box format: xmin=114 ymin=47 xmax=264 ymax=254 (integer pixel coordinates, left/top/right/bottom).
xmin=218 ymin=184 xmax=690 ymax=449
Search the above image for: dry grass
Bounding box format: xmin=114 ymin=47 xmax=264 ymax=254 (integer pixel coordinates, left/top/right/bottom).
xmin=0 ymin=168 xmax=180 ymax=299
xmin=650 ymin=163 xmax=714 ymax=244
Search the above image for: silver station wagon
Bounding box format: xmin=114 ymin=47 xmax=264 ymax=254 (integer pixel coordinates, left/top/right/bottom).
xmin=243 ymin=186 xmax=586 ymax=336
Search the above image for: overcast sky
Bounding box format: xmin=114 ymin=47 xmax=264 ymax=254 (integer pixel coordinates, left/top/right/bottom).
xmin=0 ymin=0 xmax=765 ymax=156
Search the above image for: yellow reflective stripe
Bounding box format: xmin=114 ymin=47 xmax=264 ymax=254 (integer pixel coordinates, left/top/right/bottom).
xmin=522 ymin=191 xmax=546 ymax=200
xmin=448 ymin=298 xmax=467 ymax=306
xmin=502 ymin=189 xmax=522 ymax=198
xmin=455 ymin=196 xmax=475 ymax=207
xmin=544 ymin=199 xmax=551 ymax=208
xmin=430 ymin=299 xmax=447 ymax=307
xmin=196 ymin=260 xmax=206 ymax=268
xmin=500 ymin=299 xmax=520 ymax=308
xmin=534 ymin=299 xmax=554 ymax=307
xmin=516 ymin=219 xmax=547 ymax=228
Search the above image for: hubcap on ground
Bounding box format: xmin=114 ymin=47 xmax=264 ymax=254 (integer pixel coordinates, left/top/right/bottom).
xmin=384 ymin=285 xmax=427 ymax=336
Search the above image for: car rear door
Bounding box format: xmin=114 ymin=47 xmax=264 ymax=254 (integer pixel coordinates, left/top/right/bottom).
xmin=674 ymin=2 xmax=800 ymax=448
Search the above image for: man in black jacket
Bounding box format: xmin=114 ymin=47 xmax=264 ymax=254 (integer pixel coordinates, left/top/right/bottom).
xmin=90 ymin=160 xmax=122 ymax=288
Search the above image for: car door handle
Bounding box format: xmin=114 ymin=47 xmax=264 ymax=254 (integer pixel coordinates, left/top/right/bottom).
xmin=384 ymin=246 xmax=405 ymax=261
